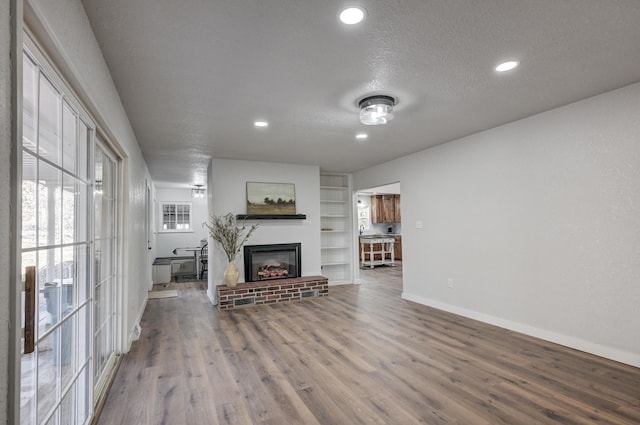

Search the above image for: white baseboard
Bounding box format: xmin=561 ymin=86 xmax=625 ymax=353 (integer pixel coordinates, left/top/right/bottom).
xmin=328 ymin=280 xmax=354 ymax=286
xmin=207 ymin=289 xmax=217 ymax=305
xmin=127 ymin=294 xmax=148 ymax=350
xmin=402 ymin=292 xmax=640 ymax=368
xmin=131 ymin=324 xmax=142 ymax=341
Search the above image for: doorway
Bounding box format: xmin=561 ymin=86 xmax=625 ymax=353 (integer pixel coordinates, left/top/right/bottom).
xmin=355 ymin=182 xmax=403 ymax=287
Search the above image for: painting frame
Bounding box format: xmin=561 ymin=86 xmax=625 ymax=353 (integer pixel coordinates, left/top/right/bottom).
xmin=246 ymin=182 xmax=297 ymax=215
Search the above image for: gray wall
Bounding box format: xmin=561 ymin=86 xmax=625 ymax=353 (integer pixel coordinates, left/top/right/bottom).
xmin=2 ymin=0 xmax=153 ymax=419
xmin=1 ymin=0 xmax=12 ymax=421
xmin=27 ymin=0 xmax=153 ymax=349
xmin=354 ymin=82 xmax=640 ymax=367
xmin=207 ymin=159 xmax=321 ymax=301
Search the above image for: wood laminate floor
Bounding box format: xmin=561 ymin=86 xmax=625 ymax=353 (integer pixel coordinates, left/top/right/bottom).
xmin=97 ymin=267 xmax=640 ymax=424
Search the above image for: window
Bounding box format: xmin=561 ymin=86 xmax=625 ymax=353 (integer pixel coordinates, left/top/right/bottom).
xmin=160 ymin=202 xmax=192 ymax=232
xmin=358 ymin=204 xmax=370 ymax=230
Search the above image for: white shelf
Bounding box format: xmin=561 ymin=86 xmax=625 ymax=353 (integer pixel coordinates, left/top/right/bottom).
xmin=320 ymin=173 xmax=352 ymax=285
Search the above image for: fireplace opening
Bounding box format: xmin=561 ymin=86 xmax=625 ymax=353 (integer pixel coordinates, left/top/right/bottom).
xmin=244 ymin=243 xmax=301 ymax=282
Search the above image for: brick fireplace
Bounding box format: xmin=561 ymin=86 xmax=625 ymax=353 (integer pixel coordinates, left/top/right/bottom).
xmin=243 ymin=242 xmax=301 ymax=282
xmin=216 ymin=275 xmax=328 ymax=310
xmin=216 ymin=242 xmax=327 ymax=310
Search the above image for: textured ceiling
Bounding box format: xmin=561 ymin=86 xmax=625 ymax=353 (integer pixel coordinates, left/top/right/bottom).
xmin=81 ymin=0 xmax=640 ymax=186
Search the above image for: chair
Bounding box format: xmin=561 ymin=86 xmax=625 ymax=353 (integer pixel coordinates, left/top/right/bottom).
xmin=199 ymin=243 xmax=208 ymax=279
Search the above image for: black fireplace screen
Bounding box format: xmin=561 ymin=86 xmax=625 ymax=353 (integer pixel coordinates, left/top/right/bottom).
xmin=243 ymin=243 xmax=301 ymax=282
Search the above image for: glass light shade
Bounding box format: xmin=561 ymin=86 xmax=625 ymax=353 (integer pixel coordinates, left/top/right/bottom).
xmin=359 ymin=95 xmax=395 ymax=125
xmin=192 ymin=187 xmax=206 ymax=198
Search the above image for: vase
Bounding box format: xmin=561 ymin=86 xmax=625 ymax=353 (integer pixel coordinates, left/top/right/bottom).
xmin=224 ymin=260 xmax=239 ymax=288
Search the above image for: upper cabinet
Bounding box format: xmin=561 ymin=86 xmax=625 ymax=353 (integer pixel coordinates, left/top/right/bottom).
xmin=371 ymin=194 xmax=401 ymax=223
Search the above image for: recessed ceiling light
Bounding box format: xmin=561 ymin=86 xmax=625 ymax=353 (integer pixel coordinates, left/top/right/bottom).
xmin=254 ymin=121 xmax=269 ymax=127
xmin=495 ymin=61 xmax=519 ymax=72
xmin=356 ymin=133 xmax=368 ymax=140
xmin=339 ymin=7 xmax=365 ymax=25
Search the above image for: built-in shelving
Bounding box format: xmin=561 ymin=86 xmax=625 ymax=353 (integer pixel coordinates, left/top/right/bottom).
xmin=320 ymin=173 xmax=353 ymax=285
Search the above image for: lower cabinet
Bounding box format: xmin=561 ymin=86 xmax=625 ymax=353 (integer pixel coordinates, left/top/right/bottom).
xmin=152 ymin=263 xmax=171 ymax=284
xmin=394 ymin=236 xmax=402 ymax=260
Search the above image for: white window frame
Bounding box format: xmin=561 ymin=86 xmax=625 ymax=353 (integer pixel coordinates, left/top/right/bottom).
xmin=158 ymin=201 xmax=193 ymax=233
xmin=358 ymin=204 xmax=371 ymax=230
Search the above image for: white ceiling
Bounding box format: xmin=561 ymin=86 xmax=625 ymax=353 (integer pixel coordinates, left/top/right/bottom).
xmin=81 ymin=0 xmax=640 ymax=186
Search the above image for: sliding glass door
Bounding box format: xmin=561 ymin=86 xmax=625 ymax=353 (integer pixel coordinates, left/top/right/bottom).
xmin=93 ymin=140 xmax=119 ymax=401
xmin=20 ymin=47 xmax=93 ymax=425
xmin=19 ymin=40 xmax=121 ymax=425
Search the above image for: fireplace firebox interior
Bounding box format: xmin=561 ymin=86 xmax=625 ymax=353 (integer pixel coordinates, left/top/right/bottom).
xmin=244 ymin=243 xmax=301 ymax=282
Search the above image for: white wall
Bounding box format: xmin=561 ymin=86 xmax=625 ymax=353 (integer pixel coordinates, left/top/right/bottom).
xmin=354 ymin=82 xmax=640 ymax=367
xmin=207 ymin=159 xmax=321 ymax=301
xmin=154 ymin=187 xmax=208 ymax=258
xmin=26 ymin=0 xmax=152 ymax=349
xmin=1 ymin=0 xmax=13 ymax=421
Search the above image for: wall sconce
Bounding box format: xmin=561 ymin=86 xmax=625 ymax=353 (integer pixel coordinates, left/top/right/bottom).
xmin=192 ymin=185 xmax=206 ymax=199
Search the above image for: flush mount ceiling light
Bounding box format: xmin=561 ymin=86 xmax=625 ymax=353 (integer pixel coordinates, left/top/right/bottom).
xmin=495 ymin=60 xmax=519 ymax=72
xmin=356 ymin=133 xmax=368 ymax=140
xmin=359 ymin=95 xmax=395 ymax=125
xmin=254 ymin=120 xmax=269 ymax=127
xmin=339 ymin=7 xmax=365 ymax=24
xmin=192 ymin=185 xmax=205 ymax=199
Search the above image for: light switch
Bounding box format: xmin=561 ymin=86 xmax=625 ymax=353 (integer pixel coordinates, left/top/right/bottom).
xmin=416 ymin=220 xmax=423 ymax=229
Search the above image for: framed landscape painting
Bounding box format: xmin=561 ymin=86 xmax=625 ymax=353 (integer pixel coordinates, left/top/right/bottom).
xmin=246 ymin=182 xmax=296 ymax=215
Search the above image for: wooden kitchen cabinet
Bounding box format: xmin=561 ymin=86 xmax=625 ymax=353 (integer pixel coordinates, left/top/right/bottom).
xmin=370 ymin=195 xmax=382 ymax=223
xmin=382 ymin=195 xmax=395 ymax=222
xmin=371 ymin=194 xmax=401 ymax=223
xmin=394 ymin=235 xmax=402 ymax=260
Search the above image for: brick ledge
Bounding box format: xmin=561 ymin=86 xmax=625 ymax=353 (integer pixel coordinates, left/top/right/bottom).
xmin=217 ymin=275 xmax=328 ymax=310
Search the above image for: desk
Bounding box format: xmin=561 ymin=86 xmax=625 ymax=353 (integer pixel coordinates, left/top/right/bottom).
xmin=360 ymin=237 xmax=395 ymax=268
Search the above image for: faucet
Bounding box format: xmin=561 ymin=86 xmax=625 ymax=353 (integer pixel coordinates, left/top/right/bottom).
xmin=359 ymin=225 xmax=365 ymax=235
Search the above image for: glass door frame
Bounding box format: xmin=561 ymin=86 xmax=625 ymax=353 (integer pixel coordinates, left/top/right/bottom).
xmin=13 ymin=29 xmax=126 ymax=425
xmin=19 ymin=38 xmax=96 ymax=424
xmin=92 ymin=136 xmax=123 ymax=406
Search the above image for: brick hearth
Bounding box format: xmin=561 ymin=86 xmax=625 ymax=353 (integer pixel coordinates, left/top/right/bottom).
xmin=216 ymin=275 xmax=328 ymax=310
